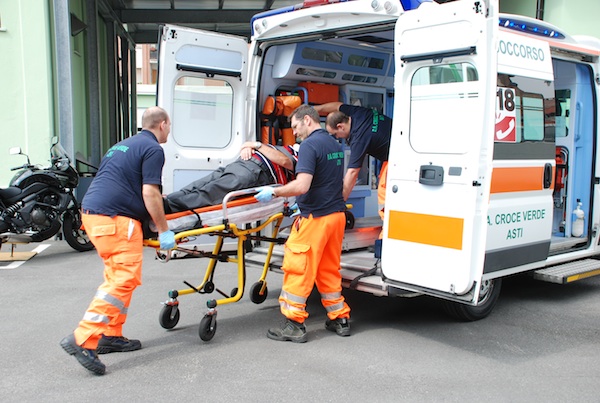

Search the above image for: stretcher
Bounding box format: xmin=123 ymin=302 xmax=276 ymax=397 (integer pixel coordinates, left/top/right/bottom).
xmin=144 ymin=187 xmax=295 ymax=341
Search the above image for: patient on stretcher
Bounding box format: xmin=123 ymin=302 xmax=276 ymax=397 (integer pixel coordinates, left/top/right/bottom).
xmin=163 ymin=141 xmax=298 ymax=214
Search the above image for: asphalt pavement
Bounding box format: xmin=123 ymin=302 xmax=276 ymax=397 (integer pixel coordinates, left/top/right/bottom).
xmin=1 ymin=239 xmax=600 ymax=402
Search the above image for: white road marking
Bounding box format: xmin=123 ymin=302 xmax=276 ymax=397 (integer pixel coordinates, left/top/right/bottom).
xmin=0 ymin=244 xmax=51 ymax=270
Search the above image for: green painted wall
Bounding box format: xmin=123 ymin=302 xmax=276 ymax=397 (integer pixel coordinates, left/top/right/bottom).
xmin=0 ymin=0 xmax=54 ymax=185
xmin=69 ymin=0 xmax=89 ymax=165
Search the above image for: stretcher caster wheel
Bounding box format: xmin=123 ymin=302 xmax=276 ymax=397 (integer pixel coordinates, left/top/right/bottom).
xmin=230 ymin=287 xmax=238 ymax=297
xmin=345 ymin=211 xmax=355 ymax=230
xmin=159 ymin=304 xmax=180 ymax=329
xmin=199 ymin=314 xmax=217 ymax=341
xmin=203 ymin=281 xmax=215 ymax=293
xmin=250 ymin=281 xmax=268 ymax=304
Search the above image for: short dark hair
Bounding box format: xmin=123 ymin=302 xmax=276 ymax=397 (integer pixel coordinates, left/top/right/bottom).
xmin=326 ymin=111 xmax=349 ymax=129
xmin=289 ymin=104 xmax=320 ymax=123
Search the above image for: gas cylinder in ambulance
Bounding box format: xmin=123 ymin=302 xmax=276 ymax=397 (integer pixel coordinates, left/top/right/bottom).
xmin=572 ymin=199 xmax=584 ymax=237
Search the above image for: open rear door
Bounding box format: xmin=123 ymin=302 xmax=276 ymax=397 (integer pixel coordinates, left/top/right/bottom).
xmin=157 ymin=25 xmax=248 ymax=193
xmin=382 ymin=0 xmax=498 ymax=303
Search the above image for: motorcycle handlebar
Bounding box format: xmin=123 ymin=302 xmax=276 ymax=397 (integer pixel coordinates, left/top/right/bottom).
xmin=10 ymin=164 xmax=34 ymax=171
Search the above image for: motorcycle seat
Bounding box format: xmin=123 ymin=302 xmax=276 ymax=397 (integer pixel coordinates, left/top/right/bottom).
xmin=0 ymin=187 xmax=22 ymax=200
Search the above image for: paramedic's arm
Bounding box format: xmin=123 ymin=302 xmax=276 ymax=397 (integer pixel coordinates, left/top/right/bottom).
xmin=314 ymin=102 xmax=343 ymax=116
xmin=343 ymin=168 xmax=360 ymax=201
xmin=143 ymin=184 xmax=169 ymax=234
xmin=273 ymin=173 xmax=313 ymax=198
xmin=240 ymin=141 xmax=293 ymax=170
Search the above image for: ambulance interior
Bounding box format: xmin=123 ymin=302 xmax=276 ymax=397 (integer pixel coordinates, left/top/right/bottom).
xmin=253 ymin=27 xmax=396 ymax=249
xmin=253 ymin=27 xmax=596 ymax=256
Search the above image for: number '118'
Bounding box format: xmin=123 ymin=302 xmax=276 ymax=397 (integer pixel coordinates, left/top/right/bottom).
xmin=497 ymin=88 xmax=515 ymax=112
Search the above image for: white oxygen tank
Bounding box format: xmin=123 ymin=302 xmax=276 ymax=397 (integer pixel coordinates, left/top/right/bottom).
xmin=572 ymin=199 xmax=585 ymax=237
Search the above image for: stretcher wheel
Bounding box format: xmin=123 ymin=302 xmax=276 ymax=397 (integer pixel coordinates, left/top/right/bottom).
xmin=230 ymin=288 xmax=238 ymax=297
xmin=250 ymin=281 xmax=268 ymax=304
xmin=199 ymin=315 xmax=217 ymax=341
xmin=345 ymin=211 xmax=355 ymax=230
xmin=203 ymin=282 xmax=215 ymax=294
xmin=159 ymin=305 xmax=180 ymax=329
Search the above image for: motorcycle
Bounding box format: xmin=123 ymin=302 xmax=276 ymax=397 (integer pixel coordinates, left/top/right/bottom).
xmin=0 ymin=137 xmax=94 ymax=252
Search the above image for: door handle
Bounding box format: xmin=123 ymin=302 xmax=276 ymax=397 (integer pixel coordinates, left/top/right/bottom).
xmin=543 ymin=163 xmax=552 ymax=189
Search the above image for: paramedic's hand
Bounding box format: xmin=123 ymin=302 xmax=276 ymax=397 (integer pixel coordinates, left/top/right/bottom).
xmin=255 ymin=186 xmax=275 ymax=203
xmin=159 ymin=230 xmax=176 ymax=249
xmin=290 ymin=203 xmax=301 ymax=218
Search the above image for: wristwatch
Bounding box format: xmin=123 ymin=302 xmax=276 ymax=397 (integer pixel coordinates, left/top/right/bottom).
xmin=255 ymin=141 xmax=262 ymax=150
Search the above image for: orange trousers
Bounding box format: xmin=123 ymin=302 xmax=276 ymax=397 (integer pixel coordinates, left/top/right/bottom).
xmin=74 ymin=214 xmax=143 ymax=349
xmin=278 ymin=211 xmax=350 ymax=324
xmin=377 ymin=161 xmax=388 ymax=238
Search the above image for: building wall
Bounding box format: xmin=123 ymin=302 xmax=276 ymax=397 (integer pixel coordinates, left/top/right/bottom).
xmin=0 ymin=0 xmax=54 ymax=184
xmin=69 ymin=0 xmax=90 ymax=167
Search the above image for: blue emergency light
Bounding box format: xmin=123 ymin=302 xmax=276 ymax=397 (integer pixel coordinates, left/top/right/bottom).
xmin=399 ymin=0 xmax=432 ymax=11
xmin=499 ymin=17 xmax=565 ymax=40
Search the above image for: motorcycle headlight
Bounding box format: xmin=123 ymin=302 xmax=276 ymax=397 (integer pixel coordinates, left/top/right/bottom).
xmin=55 ymin=158 xmax=70 ymax=171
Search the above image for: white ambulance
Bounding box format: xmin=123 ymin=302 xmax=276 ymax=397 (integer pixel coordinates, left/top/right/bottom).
xmin=157 ymin=0 xmax=600 ymax=320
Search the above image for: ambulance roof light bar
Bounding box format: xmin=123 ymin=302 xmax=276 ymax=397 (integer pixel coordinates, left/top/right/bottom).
xmin=251 ymin=0 xmax=413 ymax=37
xmin=499 ymin=16 xmax=565 ymax=40
xmin=398 ymin=0 xmax=432 ymax=11
xmin=251 ymin=0 xmax=349 ymax=36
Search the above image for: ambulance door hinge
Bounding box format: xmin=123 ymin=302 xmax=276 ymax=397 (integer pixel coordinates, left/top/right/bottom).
xmin=472 ymin=181 xmax=481 ymax=186
xmin=594 ymin=177 xmax=600 ymax=185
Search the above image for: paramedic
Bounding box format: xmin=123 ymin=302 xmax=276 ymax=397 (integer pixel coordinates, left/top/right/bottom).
xmin=255 ymin=104 xmax=350 ymax=342
xmin=314 ymin=102 xmax=391 ymax=222
xmin=163 ymin=142 xmax=298 ymax=213
xmin=60 ymin=106 xmax=175 ymax=375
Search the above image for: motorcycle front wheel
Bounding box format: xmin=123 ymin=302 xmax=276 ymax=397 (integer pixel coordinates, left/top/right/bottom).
xmin=63 ymin=210 xmax=95 ymax=252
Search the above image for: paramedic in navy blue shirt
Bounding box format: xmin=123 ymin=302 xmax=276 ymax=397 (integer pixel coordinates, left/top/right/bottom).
xmin=314 ymin=102 xmax=391 ymax=222
xmin=60 ymin=106 xmax=175 ymax=376
xmin=254 ymin=104 xmax=351 ymax=342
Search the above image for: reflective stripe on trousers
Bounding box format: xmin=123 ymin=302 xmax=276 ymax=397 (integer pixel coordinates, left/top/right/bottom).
xmin=74 ymin=214 xmax=143 ymax=349
xmin=278 ymin=212 xmax=350 ymax=323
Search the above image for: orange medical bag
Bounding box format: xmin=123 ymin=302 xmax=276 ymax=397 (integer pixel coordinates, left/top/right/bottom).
xmin=260 ymin=95 xmax=302 ymax=146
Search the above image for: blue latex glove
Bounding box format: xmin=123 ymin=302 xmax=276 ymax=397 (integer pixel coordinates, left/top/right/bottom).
xmin=159 ymin=230 xmax=176 ymax=249
xmin=255 ymin=186 xmax=275 ymax=203
xmin=290 ymin=203 xmax=301 ymax=218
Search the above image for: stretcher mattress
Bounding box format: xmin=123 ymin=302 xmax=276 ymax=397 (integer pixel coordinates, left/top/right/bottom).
xmin=150 ymin=196 xmax=294 ymax=234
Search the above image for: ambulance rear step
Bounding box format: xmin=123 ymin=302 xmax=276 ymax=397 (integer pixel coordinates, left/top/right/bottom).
xmin=533 ymin=258 xmax=600 ymax=284
xmin=245 ymin=246 xmax=391 ymax=296
xmin=276 ymin=216 xmax=382 ymax=252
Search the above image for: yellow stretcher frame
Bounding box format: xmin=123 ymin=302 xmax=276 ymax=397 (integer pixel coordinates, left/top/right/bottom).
xmin=143 ymin=188 xmax=290 ymax=341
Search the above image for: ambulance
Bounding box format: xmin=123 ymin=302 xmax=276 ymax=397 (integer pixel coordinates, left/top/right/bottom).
xmin=157 ymin=0 xmax=600 ymax=320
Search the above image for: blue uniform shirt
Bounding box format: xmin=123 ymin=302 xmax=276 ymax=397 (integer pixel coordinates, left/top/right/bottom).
xmin=340 ymin=104 xmax=391 ymax=169
xmin=295 ymin=129 xmax=346 ymax=217
xmin=82 ymin=130 xmax=164 ymax=221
